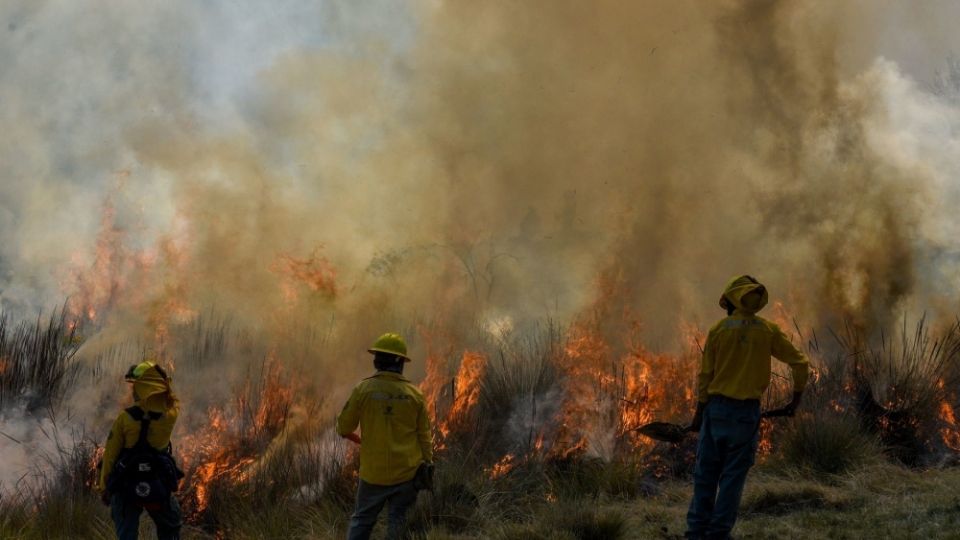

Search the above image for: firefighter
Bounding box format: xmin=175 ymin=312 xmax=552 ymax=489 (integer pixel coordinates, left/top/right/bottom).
xmin=685 ymin=276 xmax=810 ymax=540
xmin=97 ymin=360 xmax=183 ymax=540
xmin=337 ymin=333 xmax=434 ymax=540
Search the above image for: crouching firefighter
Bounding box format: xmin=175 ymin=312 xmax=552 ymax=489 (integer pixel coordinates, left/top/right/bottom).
xmin=97 ymin=360 xmax=185 ymax=540
xmin=337 ymin=333 xmax=434 ymax=540
xmin=685 ymin=276 xmax=810 ymax=540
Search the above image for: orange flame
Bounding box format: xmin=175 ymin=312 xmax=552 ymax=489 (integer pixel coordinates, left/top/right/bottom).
xmin=939 ymin=401 xmax=960 ymax=452
xmin=176 ymin=358 xmax=295 ymax=517
xmin=271 ymin=248 xmax=338 ymax=303
xmin=487 ymin=453 xmax=516 ymax=479
xmin=65 ymin=197 xmax=127 ymax=324
xmin=448 ymin=351 xmax=486 ymax=421
xmin=422 ymin=350 xmax=487 ymax=449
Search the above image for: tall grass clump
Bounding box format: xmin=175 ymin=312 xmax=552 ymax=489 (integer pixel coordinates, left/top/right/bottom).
xmin=212 ymin=444 xmax=357 ymax=539
xmin=838 ymin=317 xmax=960 ymax=466
xmin=0 ymin=308 xmax=83 ymax=411
xmin=0 ymin=438 xmax=112 ymax=540
xmin=777 ymin=409 xmax=881 ymax=475
xmin=474 ymin=322 xmax=565 ymax=459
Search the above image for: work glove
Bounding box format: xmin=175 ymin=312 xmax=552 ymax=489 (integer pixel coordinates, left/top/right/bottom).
xmin=687 ymin=401 xmax=706 ymax=432
xmin=100 ymin=490 xmax=111 ymax=507
xmin=784 ymin=391 xmax=803 ymax=417
xmin=413 ymin=462 xmax=435 ymax=492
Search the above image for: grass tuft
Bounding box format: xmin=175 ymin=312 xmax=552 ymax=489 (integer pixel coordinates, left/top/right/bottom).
xmin=776 ymin=409 xmax=882 ymax=475
xmin=552 ymin=503 xmax=627 ymax=540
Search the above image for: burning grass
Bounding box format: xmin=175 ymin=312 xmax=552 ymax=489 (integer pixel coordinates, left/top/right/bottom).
xmin=830 ymin=317 xmax=960 ymax=466
xmin=0 ymin=307 xmax=959 ymax=538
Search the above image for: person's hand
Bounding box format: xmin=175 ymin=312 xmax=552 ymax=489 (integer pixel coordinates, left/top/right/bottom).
xmin=687 ymin=402 xmax=706 ymax=432
xmin=784 ymin=391 xmax=803 ymax=417
xmin=100 ymin=490 xmax=111 ymax=507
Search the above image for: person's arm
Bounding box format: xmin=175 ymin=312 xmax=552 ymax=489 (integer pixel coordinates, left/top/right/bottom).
xmin=697 ymin=331 xmax=716 ymax=404
xmin=336 ymin=386 xmax=362 ymax=442
xmin=771 ymin=326 xmax=810 ymax=415
xmin=690 ymin=330 xmax=716 ymax=431
xmin=417 ymin=396 xmax=434 ymax=463
xmin=98 ymin=413 xmax=126 ymax=498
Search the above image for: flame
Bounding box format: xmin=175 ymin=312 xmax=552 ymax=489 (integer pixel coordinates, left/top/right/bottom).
xmin=63 ymin=194 xmax=198 ymax=351
xmin=421 ymin=350 xmax=487 ymax=449
xmin=487 ymin=453 xmax=516 ymax=479
xmin=939 ymin=401 xmax=960 ymax=452
xmin=271 ymin=248 xmax=338 ymax=303
xmin=65 ymin=197 xmax=127 ymax=324
xmin=419 ymin=269 xmax=702 ymax=467
xmin=448 ymin=352 xmax=486 ymax=422
xmin=556 ymin=299 xmax=697 ymax=458
xmin=176 ymin=358 xmax=295 ymax=518
xmin=757 ymin=421 xmax=775 ymax=456
xmin=87 ymin=445 xmax=106 ymax=490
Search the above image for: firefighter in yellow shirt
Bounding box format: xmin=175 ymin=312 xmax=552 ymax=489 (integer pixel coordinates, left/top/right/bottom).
xmin=685 ymin=275 xmax=809 ymax=540
xmin=337 ymin=333 xmax=434 ymax=540
xmin=97 ymin=360 xmax=183 ymax=540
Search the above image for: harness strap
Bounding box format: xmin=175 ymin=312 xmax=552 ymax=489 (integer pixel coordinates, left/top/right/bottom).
xmin=125 ymin=406 xmax=163 ymax=451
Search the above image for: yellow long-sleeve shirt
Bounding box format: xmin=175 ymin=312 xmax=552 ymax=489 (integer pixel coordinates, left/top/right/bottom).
xmin=698 ymin=314 xmax=809 ymax=402
xmin=336 ymin=371 xmax=433 ymax=486
xmin=699 ymin=275 xmax=810 ymax=403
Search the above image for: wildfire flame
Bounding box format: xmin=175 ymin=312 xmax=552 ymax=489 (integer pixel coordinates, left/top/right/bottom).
xmin=176 ymin=358 xmax=295 ymax=518
xmin=487 ymin=453 xmax=516 ymax=479
xmin=420 ymin=272 xmax=702 ymax=475
xmin=421 ymin=350 xmax=487 ymax=449
xmin=271 ymin=248 xmax=338 ymax=304
xmin=940 ymin=401 xmax=960 ymax=452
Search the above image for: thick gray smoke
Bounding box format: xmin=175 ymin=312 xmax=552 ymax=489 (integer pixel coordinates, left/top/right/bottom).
xmin=3 ymin=0 xmax=960 ymax=492
xmin=2 ymin=1 xmax=959 ymax=339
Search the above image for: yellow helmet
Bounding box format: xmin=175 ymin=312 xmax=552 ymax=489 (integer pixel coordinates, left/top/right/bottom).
xmin=124 ymin=359 xmax=171 ymax=382
xmin=125 ymin=360 xmax=157 ymax=381
xmin=368 ymin=332 xmax=411 ymax=362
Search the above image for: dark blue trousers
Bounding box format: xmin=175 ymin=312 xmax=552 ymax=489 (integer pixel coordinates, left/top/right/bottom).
xmin=110 ymin=493 xmax=182 ymax=540
xmin=347 ymin=479 xmax=418 ymax=540
xmin=686 ymin=395 xmax=760 ymax=540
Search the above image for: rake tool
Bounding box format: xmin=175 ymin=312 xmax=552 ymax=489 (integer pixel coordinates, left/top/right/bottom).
xmin=633 ymin=405 xmax=795 ymax=443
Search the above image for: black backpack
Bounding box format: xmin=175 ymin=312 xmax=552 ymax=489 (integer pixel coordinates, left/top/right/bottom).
xmin=106 ymin=406 xmax=184 ymax=504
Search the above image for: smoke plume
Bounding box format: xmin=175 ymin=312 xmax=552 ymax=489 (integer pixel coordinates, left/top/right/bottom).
xmin=2 ymin=0 xmax=960 ymax=491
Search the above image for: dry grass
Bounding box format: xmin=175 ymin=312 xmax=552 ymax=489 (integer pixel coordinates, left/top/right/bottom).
xmin=2 ymin=311 xmax=959 ymax=539
xmin=773 ymin=408 xmax=884 ymax=475
xmin=0 ymin=307 xmax=83 ymax=411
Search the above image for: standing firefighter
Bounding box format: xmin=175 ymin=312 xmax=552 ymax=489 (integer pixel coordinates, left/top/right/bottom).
xmin=97 ymin=360 xmax=184 ymax=540
xmin=686 ymin=276 xmax=810 ymax=540
xmin=337 ymin=333 xmax=434 ymax=540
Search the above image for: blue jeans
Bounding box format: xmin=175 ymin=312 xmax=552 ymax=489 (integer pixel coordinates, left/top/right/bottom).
xmin=347 ymin=479 xmax=419 ymax=540
xmin=110 ymin=493 xmax=182 ymax=540
xmin=686 ymin=396 xmax=760 ymax=539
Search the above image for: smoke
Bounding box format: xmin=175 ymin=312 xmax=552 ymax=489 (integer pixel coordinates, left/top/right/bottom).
xmin=3 ymin=0 xmax=960 ymax=492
